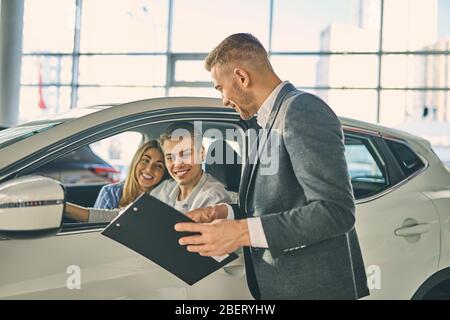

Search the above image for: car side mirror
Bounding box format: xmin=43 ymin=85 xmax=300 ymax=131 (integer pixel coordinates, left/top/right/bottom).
xmin=0 ymin=176 xmax=65 ymax=239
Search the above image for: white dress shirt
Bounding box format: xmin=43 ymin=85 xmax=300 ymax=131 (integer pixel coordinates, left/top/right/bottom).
xmin=225 ymin=81 xmax=290 ymax=248
xmin=151 ymin=172 xmax=231 ymax=214
xmin=88 ymin=172 xmax=231 ymax=223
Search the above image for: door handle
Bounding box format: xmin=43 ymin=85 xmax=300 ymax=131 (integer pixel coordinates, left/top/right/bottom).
xmin=395 ymin=223 xmax=431 ymax=237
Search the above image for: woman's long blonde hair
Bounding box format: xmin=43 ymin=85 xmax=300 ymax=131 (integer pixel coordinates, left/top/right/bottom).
xmin=118 ymin=140 xmax=166 ymax=208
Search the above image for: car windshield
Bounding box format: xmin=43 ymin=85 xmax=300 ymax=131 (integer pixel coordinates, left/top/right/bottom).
xmin=0 ymin=122 xmax=61 ymax=150
xmin=0 ymin=105 xmax=113 ymax=151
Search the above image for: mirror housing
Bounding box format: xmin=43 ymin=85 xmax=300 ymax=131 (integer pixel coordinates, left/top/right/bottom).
xmin=0 ymin=176 xmax=65 ymax=239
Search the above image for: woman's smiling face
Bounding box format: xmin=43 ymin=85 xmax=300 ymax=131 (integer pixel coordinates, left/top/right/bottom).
xmin=135 ymin=148 xmax=165 ymax=192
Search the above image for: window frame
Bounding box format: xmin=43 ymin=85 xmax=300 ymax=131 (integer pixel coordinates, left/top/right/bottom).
xmin=344 ymin=125 xmax=429 ymax=204
xmin=20 ymin=0 xmax=450 ymax=124
xmin=33 ymin=110 xmax=247 ymax=234
xmin=344 ymin=131 xmax=390 ymax=201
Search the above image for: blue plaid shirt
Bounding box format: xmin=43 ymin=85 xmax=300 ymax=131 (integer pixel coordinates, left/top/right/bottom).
xmin=93 ymin=182 xmax=124 ymax=209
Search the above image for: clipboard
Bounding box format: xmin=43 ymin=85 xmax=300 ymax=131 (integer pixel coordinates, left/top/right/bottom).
xmin=101 ymin=193 xmax=238 ymax=285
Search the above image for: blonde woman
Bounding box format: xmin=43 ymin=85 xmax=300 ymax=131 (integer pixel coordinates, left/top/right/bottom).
xmin=65 ymin=140 xmax=167 ymax=223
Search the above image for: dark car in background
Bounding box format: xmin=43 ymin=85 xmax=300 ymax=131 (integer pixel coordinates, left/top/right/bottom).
xmin=33 ymin=145 xmax=119 ymax=185
xmin=0 ymin=123 xmax=119 ymax=207
xmin=30 ymin=145 xmax=119 ymax=207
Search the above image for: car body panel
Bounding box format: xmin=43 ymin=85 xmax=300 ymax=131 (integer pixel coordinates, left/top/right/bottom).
xmin=356 ymin=180 xmax=440 ymax=299
xmin=0 ymin=231 xmax=252 ymax=299
xmin=410 ymin=154 xmax=450 ymax=272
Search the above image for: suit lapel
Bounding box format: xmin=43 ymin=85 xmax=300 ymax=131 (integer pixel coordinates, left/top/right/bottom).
xmin=240 ymin=83 xmax=298 ymax=213
xmin=238 ymin=126 xmax=260 ymax=206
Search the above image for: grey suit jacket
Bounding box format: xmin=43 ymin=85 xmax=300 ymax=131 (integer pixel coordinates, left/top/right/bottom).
xmin=233 ymin=83 xmax=369 ymax=300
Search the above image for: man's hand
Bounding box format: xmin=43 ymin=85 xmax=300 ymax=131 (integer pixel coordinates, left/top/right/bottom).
xmin=175 ymin=219 xmax=251 ymax=256
xmin=185 ymin=203 xmax=228 ymax=223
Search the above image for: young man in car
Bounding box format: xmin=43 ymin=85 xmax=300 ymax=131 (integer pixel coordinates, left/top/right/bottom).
xmin=150 ymin=121 xmax=231 ymax=214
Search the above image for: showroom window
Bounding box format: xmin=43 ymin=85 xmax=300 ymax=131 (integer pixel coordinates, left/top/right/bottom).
xmin=171 ymin=0 xmax=269 ymax=53
xmin=80 ymin=0 xmax=168 ymax=53
xmin=19 ymin=0 xmax=450 ymax=155
xmin=271 ymin=0 xmax=381 ymax=52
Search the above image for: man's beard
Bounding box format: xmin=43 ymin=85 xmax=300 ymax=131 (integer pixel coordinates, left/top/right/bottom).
xmin=232 ymin=82 xmax=256 ymax=120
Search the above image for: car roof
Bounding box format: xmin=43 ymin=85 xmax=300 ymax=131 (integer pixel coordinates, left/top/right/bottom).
xmin=340 ymin=116 xmax=430 ymax=146
xmin=21 ymin=97 xmax=224 ymax=126
xmin=23 ymin=96 xmax=430 ymax=143
xmin=0 ymin=96 xmax=432 ymax=171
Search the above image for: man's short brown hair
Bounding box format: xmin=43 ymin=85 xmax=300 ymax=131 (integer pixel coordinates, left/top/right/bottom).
xmin=204 ymin=33 xmax=269 ymax=72
xmin=159 ymin=121 xmax=203 ymax=151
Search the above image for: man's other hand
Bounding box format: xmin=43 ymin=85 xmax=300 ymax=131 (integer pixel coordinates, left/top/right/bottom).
xmin=185 ymin=203 xmax=228 ymax=223
xmin=175 ymin=219 xmax=250 ymax=256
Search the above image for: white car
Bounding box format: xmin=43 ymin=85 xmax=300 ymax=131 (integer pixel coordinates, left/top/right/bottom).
xmin=0 ymin=97 xmax=449 ymax=300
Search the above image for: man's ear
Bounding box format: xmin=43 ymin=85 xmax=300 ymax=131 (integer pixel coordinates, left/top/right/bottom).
xmin=234 ymin=68 xmax=250 ymax=88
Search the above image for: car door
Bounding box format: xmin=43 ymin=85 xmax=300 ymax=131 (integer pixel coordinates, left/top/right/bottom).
xmin=0 ymin=111 xmax=252 ymax=299
xmin=345 ymin=129 xmax=441 ymax=299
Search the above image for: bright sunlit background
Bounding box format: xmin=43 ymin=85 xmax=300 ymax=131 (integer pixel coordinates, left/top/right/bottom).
xmin=13 ymin=0 xmax=450 ymax=164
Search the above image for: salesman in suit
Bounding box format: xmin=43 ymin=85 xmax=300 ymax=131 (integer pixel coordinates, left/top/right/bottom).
xmin=175 ymin=33 xmax=369 ymax=300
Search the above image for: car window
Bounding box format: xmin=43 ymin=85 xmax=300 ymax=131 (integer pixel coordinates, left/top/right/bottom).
xmin=385 ymin=139 xmax=425 ymax=177
xmin=27 ymin=131 xmax=143 ymax=209
xmin=345 ymin=135 xmax=389 ymax=200
xmin=31 ymin=131 xmax=142 ymax=185
xmin=90 ymin=131 xmax=143 ymax=182
xmin=201 ymin=121 xmax=244 ymax=195
xmin=53 ymin=119 xmax=241 ymax=229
